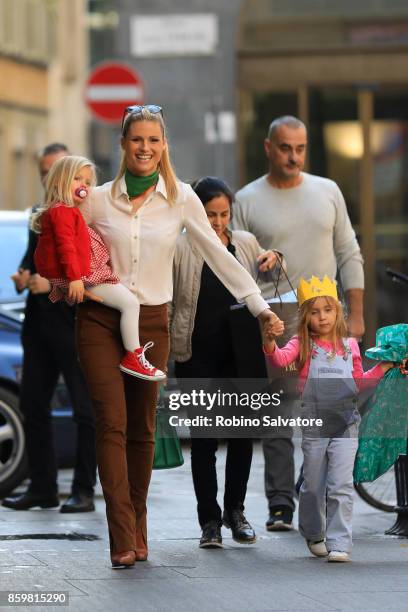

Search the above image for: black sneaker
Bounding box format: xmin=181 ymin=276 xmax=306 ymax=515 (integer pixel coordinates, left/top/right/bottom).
xmin=266 ymin=506 xmax=294 ymax=531
xmin=222 ymin=508 xmax=256 ymax=544
xmin=199 ymin=521 xmax=223 ymax=548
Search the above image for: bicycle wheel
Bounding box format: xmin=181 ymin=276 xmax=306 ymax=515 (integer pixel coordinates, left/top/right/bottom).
xmin=354 ymin=464 xmax=396 ymax=512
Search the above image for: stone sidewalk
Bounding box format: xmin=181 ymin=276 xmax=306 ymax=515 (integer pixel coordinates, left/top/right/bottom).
xmin=0 ymin=441 xmax=407 ymax=612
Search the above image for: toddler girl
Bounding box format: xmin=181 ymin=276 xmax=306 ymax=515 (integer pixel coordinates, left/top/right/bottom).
xmin=33 ymin=155 xmax=165 ymax=382
xmin=263 ymin=276 xmax=394 ymax=562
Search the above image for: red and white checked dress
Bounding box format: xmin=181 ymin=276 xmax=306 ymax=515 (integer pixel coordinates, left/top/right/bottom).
xmin=49 ymin=227 xmax=119 ymax=304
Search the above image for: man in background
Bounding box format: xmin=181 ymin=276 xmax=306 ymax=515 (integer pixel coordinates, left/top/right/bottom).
xmin=2 ymin=143 xmax=96 ymax=513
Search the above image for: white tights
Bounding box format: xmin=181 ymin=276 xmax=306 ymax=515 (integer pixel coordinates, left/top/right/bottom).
xmin=89 ymin=283 xmax=140 ymax=352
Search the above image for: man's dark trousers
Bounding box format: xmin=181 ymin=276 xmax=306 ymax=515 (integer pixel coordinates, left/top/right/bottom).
xmin=21 ymin=294 xmax=96 ymax=497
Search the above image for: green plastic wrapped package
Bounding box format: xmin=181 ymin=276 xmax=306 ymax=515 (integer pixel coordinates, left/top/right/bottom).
xmin=365 ymin=323 xmax=408 ymax=363
xmin=354 ymin=367 xmax=408 ymax=483
xmin=153 ymin=388 xmax=184 ymax=470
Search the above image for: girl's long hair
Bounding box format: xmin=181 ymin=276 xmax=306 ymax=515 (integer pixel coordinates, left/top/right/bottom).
xmin=297 ymin=296 xmax=348 ymax=369
xmin=31 ymin=155 xmax=96 ymax=233
xmin=113 ymin=107 xmax=178 ymax=204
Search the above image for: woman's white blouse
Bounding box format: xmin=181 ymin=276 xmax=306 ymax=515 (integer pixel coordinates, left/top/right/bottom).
xmin=82 ymin=175 xmax=268 ymax=317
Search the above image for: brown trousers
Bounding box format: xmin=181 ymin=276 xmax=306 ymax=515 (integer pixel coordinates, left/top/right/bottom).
xmin=76 ymin=301 xmax=169 ymax=555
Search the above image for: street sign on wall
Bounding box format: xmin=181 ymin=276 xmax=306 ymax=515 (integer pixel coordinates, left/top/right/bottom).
xmin=85 ymin=61 xmax=144 ymax=124
xmin=130 ymin=14 xmax=218 ymax=57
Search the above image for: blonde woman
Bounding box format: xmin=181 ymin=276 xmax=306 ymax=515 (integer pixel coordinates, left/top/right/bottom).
xmin=76 ymin=105 xmax=282 ymax=568
xmin=33 ymin=155 xmax=164 ymax=381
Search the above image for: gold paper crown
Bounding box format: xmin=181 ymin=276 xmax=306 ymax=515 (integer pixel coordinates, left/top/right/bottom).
xmin=297 ymin=276 xmax=338 ymax=306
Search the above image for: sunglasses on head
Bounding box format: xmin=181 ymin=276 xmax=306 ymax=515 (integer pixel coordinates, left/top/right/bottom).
xmin=121 ymin=105 xmax=163 ymax=131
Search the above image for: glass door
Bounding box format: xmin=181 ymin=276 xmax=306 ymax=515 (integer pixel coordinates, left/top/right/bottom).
xmin=309 ymin=86 xmax=408 ymax=341
xmin=308 ymin=87 xmax=360 ymax=228
xmin=372 ymin=88 xmax=408 ymax=327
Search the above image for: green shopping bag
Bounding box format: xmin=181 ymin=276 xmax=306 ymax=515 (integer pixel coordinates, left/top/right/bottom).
xmin=153 ymin=387 xmax=184 ymax=470
xmin=353 ymin=368 xmax=408 ymax=483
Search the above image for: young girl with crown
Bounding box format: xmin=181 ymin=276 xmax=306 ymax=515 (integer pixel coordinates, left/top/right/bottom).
xmin=262 ymin=276 xmax=395 ymax=562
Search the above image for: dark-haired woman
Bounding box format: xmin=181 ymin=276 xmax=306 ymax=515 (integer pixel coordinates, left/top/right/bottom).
xmin=170 ymin=176 xmax=284 ymax=548
xmin=77 ymin=110 xmax=282 ymax=568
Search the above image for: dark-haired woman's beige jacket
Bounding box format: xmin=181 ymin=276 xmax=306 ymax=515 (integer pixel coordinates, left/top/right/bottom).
xmin=169 ymin=229 xmax=284 ymax=362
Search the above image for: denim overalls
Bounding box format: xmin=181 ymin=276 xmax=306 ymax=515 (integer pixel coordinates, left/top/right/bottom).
xmin=298 ymin=339 xmax=359 ymax=553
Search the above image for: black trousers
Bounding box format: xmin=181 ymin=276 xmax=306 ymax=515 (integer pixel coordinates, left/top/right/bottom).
xmin=191 ymin=437 xmax=253 ymax=527
xmin=20 ymin=298 xmax=96 ymax=496
xmin=175 ymin=356 xmax=253 ymax=527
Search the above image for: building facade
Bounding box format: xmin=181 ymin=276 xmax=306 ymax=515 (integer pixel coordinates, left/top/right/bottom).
xmin=88 ymin=0 xmax=407 ymax=338
xmin=92 ymin=0 xmax=242 ymax=187
xmin=0 ymin=0 xmax=89 ymax=211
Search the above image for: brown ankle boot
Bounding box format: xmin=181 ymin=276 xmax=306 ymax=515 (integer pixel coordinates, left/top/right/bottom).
xmin=135 ymin=528 xmax=148 ymax=561
xmin=111 ymin=550 xmax=136 ymax=569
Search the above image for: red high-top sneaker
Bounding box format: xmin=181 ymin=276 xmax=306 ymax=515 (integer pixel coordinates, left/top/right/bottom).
xmin=119 ymin=341 xmax=166 ymax=381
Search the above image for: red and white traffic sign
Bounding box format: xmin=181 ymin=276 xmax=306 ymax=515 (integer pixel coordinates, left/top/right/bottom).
xmin=85 ymin=61 xmax=144 ymax=124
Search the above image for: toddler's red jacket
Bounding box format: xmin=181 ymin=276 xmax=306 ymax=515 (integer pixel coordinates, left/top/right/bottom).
xmin=34 ymin=203 xmax=91 ymax=281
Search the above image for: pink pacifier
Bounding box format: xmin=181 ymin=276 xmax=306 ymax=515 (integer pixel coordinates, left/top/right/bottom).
xmin=75 ymin=186 xmax=88 ymax=199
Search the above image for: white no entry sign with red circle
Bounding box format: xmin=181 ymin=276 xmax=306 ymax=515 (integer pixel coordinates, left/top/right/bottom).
xmin=85 ymin=62 xmax=144 ymax=124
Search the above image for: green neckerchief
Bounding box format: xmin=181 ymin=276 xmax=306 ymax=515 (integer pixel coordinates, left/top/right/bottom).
xmin=125 ymin=168 xmax=159 ymax=198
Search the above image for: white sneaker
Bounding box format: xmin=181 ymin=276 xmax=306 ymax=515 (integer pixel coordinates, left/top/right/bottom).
xmin=328 ymin=550 xmax=350 ymax=563
xmin=307 ymin=540 xmax=328 ymax=557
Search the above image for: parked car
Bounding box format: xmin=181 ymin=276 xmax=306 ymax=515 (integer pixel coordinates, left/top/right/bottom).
xmin=0 ymin=210 xmax=30 ymax=315
xmin=0 ymin=211 xmax=75 ymax=498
